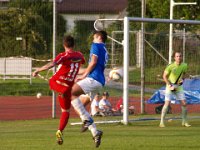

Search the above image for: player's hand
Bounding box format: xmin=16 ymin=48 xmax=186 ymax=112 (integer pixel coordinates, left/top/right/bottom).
xmin=169 ymin=84 xmax=178 ymax=91
xmin=32 ymin=71 xmax=39 ymax=77
xmin=169 ymin=84 xmax=175 ymax=91
xmin=106 ymin=77 xmax=111 ymax=83
xmin=75 ymin=75 xmax=85 ymax=82
xmin=178 ymin=79 xmax=184 ymax=86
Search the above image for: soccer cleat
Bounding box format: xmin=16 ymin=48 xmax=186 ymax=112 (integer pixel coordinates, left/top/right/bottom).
xmin=56 ymin=130 xmax=63 ymax=145
xmin=159 ymin=123 xmax=165 ymax=128
xmin=93 ymin=130 xmax=103 ymax=148
xmin=182 ymin=123 xmax=191 ymax=127
xmin=81 ymin=118 xmax=94 ymax=132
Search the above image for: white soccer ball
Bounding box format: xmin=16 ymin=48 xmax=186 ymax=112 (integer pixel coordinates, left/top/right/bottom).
xmin=109 ymin=69 xmax=122 ymax=81
xmin=36 ymin=93 xmax=42 ymax=99
xmin=168 ymin=119 xmax=173 ymax=122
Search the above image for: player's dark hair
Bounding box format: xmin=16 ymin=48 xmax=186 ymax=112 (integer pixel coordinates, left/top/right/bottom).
xmin=93 ymin=30 xmax=107 ymax=43
xmin=63 ymin=35 xmax=74 ymax=48
xmin=102 ymin=91 xmax=109 ymax=96
xmin=172 ymin=51 xmax=182 ymax=57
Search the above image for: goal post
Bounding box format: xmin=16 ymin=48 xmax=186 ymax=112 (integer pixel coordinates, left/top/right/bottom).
xmin=123 ymin=17 xmax=200 ymax=125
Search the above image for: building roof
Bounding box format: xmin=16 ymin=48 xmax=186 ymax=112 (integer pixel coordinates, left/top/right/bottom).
xmin=57 ymin=0 xmax=128 ymax=14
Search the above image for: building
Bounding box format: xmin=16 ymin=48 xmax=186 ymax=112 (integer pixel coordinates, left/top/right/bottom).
xmin=0 ymin=0 xmax=10 ymax=9
xmin=56 ymin=0 xmax=128 ymax=31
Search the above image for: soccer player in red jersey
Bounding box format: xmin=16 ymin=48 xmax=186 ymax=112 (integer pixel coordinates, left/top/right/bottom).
xmin=32 ymin=35 xmax=85 ymax=145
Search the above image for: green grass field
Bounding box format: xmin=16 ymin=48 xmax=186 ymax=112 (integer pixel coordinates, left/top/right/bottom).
xmin=0 ymin=116 xmax=200 ymax=150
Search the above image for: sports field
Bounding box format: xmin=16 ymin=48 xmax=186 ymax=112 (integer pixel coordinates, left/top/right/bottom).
xmin=0 ymin=117 xmax=200 ymax=150
xmin=1 ymin=96 xmax=199 ymax=150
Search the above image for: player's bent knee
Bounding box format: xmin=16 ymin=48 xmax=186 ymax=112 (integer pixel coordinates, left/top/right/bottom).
xmin=71 ymin=84 xmax=84 ymax=97
xmin=80 ymin=95 xmax=91 ymax=107
xmin=180 ymin=100 xmax=187 ymax=106
xmin=61 ymin=108 xmax=70 ymax=112
xmin=182 ymin=103 xmax=187 ymax=107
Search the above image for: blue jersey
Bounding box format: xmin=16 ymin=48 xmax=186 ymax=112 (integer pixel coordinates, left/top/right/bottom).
xmin=88 ymin=43 xmax=109 ymax=86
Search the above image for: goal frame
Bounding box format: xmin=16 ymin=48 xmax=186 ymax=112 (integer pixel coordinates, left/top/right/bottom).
xmin=123 ymin=17 xmax=200 ymax=125
xmin=94 ymin=17 xmax=200 ymax=125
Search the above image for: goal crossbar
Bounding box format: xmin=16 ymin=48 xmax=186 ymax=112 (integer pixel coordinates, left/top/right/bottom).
xmin=127 ymin=17 xmax=200 ymax=25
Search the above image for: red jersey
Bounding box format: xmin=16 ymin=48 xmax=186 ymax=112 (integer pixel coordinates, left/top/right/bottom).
xmin=51 ymin=49 xmax=85 ymax=86
xmin=116 ymin=98 xmax=123 ymax=110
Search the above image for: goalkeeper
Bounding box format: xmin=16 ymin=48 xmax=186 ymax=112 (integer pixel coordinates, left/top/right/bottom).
xmin=159 ymin=51 xmax=191 ymax=128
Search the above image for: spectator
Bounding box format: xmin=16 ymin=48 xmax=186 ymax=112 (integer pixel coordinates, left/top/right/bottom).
xmin=99 ymin=91 xmax=113 ymax=116
xmin=112 ymin=97 xmax=123 ymax=114
xmin=112 ymin=97 xmax=135 ymax=115
xmin=90 ymin=93 xmax=105 ymax=117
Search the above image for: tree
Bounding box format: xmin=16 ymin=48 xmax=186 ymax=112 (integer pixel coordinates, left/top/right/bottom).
xmin=0 ymin=8 xmax=48 ymax=57
xmin=146 ymin=0 xmax=200 ymax=32
xmin=6 ymin=0 xmax=66 ymax=57
xmin=127 ymin=0 xmax=141 ymax=17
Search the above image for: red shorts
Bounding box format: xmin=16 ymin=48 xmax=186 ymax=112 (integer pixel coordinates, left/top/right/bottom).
xmin=49 ymin=78 xmax=71 ymax=110
xmin=49 ymin=78 xmax=71 ymax=94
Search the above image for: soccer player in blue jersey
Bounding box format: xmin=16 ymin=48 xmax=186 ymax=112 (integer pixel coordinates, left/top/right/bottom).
xmin=71 ymin=30 xmax=108 ymax=148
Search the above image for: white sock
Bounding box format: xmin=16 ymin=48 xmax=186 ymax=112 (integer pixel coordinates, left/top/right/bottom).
xmin=71 ymin=98 xmax=91 ymax=121
xmin=181 ymin=106 xmax=187 ymax=124
xmin=160 ymin=105 xmax=168 ymax=124
xmin=88 ymin=123 xmax=98 ymax=137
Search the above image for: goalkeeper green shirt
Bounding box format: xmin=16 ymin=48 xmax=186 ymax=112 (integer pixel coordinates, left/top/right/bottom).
xmin=164 ymin=62 xmax=187 ymax=92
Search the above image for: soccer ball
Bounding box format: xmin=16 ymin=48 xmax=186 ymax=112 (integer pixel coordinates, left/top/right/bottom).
xmin=36 ymin=93 xmax=42 ymax=99
xmin=109 ymin=68 xmax=122 ymax=81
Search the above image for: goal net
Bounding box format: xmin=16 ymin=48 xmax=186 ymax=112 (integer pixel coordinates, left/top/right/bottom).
xmin=93 ymin=17 xmax=200 ymax=125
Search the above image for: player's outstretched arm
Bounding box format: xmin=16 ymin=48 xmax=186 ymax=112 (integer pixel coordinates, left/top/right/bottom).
xmin=32 ymin=62 xmax=55 ymax=77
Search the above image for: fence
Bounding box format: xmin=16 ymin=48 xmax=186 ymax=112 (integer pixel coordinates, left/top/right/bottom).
xmin=0 ymin=57 xmax=32 ymax=84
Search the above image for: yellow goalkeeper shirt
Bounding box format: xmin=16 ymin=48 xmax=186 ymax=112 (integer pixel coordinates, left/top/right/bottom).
xmin=164 ymin=62 xmax=187 ymax=92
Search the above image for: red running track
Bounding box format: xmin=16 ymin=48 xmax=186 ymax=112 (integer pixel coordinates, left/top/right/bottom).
xmin=0 ymin=96 xmax=199 ymax=121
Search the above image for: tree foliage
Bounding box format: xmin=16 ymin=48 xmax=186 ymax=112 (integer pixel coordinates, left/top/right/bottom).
xmin=127 ymin=0 xmax=200 ymax=32
xmin=126 ymin=0 xmax=200 ymax=68
xmin=0 ymin=8 xmax=47 ymax=57
xmin=0 ymin=0 xmax=66 ymax=58
xmin=127 ymin=0 xmax=141 ymax=17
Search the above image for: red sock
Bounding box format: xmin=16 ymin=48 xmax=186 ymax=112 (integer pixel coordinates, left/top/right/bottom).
xmin=59 ymin=111 xmax=70 ymax=131
xmin=58 ymin=93 xmax=71 ymax=131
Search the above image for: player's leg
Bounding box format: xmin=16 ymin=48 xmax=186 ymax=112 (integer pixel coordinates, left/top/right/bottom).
xmin=71 ymin=78 xmax=102 ymax=127
xmin=49 ymin=79 xmax=71 ymax=145
xmin=180 ymin=100 xmax=191 ymax=127
xmin=160 ymin=92 xmax=172 ymax=127
xmin=58 ymin=93 xmax=71 ymax=132
xmin=79 ymin=94 xmax=91 ymax=107
xmin=71 ymin=78 xmax=103 ymax=147
xmin=56 ymin=91 xmax=71 ymax=145
xmin=71 ymin=83 xmax=92 ymax=123
xmin=176 ymin=91 xmax=191 ymax=127
xmin=160 ymin=100 xmax=170 ymax=127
